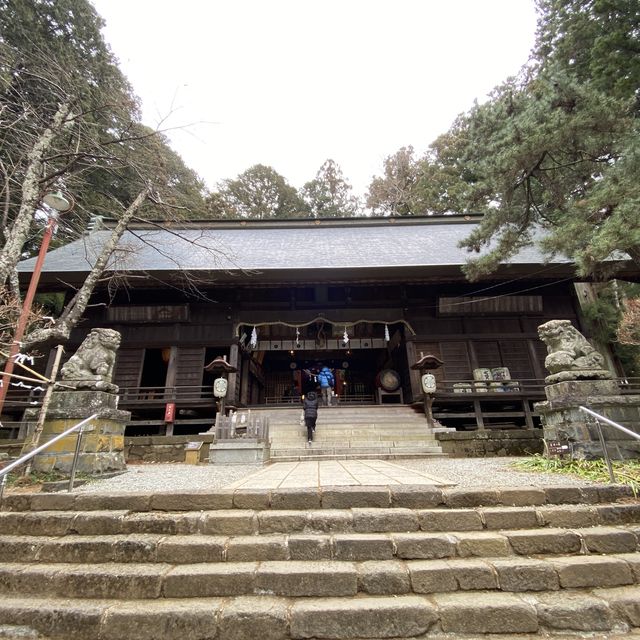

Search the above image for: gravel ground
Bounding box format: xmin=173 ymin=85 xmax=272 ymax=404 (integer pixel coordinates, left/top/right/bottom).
xmin=72 ymin=457 xmax=602 ymax=493
xmin=397 ymin=457 xmax=601 ymax=488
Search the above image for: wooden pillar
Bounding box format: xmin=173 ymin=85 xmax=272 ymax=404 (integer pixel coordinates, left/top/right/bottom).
xmin=522 ymin=398 xmax=535 ymax=429
xmin=527 ymin=339 xmax=545 ymax=381
xmin=240 ymin=355 xmax=250 ymax=406
xmin=164 ymin=346 xmax=178 ymax=436
xmin=405 ymin=339 xmax=421 ymax=403
xmin=473 ymin=399 xmax=486 ymax=430
xmin=227 ymin=344 xmax=239 ymax=406
xmin=165 ymin=346 xmax=178 ymax=390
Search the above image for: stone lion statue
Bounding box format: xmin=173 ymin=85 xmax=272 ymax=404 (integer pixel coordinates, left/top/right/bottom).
xmin=538 ymin=320 xmax=612 ymax=383
xmin=60 ymin=328 xmax=121 ymax=392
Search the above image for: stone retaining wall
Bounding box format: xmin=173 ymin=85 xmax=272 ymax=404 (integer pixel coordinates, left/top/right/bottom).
xmin=435 ymin=430 xmax=543 ymax=458
xmin=125 ymin=434 xmax=214 ymax=463
xmin=0 ymin=440 xmax=24 ymax=459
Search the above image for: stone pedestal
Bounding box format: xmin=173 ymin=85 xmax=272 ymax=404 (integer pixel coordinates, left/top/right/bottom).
xmin=535 ymin=380 xmax=640 ymax=460
xmin=28 ymin=390 xmax=130 ymax=474
xmin=209 ymin=440 xmax=270 ymax=465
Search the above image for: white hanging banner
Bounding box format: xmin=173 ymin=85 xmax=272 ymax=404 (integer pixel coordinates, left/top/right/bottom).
xmin=250 ymin=326 xmax=258 ymax=349
xmin=343 ymin=326 xmax=349 ymax=344
xmin=384 ymin=324 xmax=390 ymax=342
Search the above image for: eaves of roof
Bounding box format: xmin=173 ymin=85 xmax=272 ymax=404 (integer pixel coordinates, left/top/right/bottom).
xmin=17 ymin=215 xmax=583 ymax=286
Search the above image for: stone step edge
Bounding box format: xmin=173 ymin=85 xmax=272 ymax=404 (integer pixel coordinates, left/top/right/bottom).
xmin=0 ymin=530 xmax=638 ymax=564
xmin=269 ymin=453 xmax=445 ymax=460
xmin=270 ymin=443 xmax=442 ymax=448
xmin=1 ymin=504 xmax=640 ymax=537
xmin=1 ymin=553 xmax=640 ymax=599
xmin=0 ymin=588 xmax=638 ymax=638
xmin=2 ymin=484 xmax=634 ymax=512
xmin=271 ymin=440 xmax=441 ymax=444
xmin=268 ymin=455 xmax=446 ymax=463
xmin=269 ymin=435 xmax=440 ymax=440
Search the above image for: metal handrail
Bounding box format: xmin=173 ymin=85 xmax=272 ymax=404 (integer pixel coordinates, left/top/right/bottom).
xmin=578 ymin=406 xmax=640 ymax=483
xmin=0 ymin=413 xmax=98 ymax=504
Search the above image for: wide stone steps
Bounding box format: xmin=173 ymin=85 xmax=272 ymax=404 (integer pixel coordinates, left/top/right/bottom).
xmin=271 ymin=448 xmax=444 ymax=461
xmin=2 ymin=503 xmax=639 ymax=536
xmin=1 ymin=589 xmax=640 ymax=639
xmin=260 ymin=405 xmax=445 ymax=460
xmin=272 ymin=429 xmax=437 ymax=438
xmin=273 ymin=436 xmax=438 ymax=444
xmin=270 ymin=433 xmax=443 ymax=461
xmin=254 ymin=406 xmax=425 ymax=419
xmin=2 ymin=483 xmax=634 ymax=511
xmin=1 ymin=484 xmax=639 ymax=638
xmin=2 ymin=552 xmax=640 ymax=599
xmin=1 ymin=525 xmax=639 ymax=564
xmin=270 ymin=452 xmax=446 ymax=462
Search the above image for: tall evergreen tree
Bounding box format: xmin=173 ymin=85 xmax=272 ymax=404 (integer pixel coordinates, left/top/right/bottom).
xmin=301 ymin=159 xmax=360 ymax=218
xmin=0 ymin=0 xmax=206 ymax=245
xmin=0 ymin=0 xmax=207 ymax=348
xmin=215 ymin=164 xmax=307 ymax=219
xmin=373 ymin=0 xmax=639 ymax=279
xmin=366 ymin=147 xmax=423 ymax=216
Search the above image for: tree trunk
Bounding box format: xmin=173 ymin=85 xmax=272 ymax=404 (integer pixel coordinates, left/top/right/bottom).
xmin=625 ymin=246 xmax=640 ymax=272
xmin=22 ymin=187 xmax=151 ymax=349
xmin=0 ymin=102 xmax=74 ymax=287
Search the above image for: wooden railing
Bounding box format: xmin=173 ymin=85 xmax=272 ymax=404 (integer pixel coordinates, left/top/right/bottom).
xmin=1 ymin=387 xmax=43 ymax=409
xmin=264 ymin=393 xmax=375 ymax=405
xmin=118 ymin=386 xmax=214 ymax=404
xmin=434 ymin=378 xmax=547 ymax=396
xmin=618 ymin=378 xmax=640 ymax=395
xmin=3 ymin=378 xmax=638 ymax=406
xmin=431 ymin=378 xmax=547 ymax=430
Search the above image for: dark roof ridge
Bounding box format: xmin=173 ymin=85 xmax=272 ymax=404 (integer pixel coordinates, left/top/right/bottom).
xmin=109 ymin=213 xmax=483 ymax=230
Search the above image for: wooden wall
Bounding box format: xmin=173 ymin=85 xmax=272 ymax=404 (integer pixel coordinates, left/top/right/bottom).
xmin=68 ymin=280 xmax=580 ymax=398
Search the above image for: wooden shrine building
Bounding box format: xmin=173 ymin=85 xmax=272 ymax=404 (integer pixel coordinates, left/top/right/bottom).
xmin=11 ymin=214 xmax=637 ymax=436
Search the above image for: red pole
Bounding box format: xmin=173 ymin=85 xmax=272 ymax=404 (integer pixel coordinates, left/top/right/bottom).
xmin=0 ymin=215 xmax=57 ymax=416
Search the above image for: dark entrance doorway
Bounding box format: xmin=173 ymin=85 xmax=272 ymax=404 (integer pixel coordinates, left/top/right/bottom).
xmin=261 ymin=348 xmax=391 ymax=404
xmin=139 ymin=348 xmax=169 ymax=391
xmin=238 ymin=321 xmax=409 ymax=406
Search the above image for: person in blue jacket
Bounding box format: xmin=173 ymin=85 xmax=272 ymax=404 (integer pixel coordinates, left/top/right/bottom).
xmin=317 ymin=366 xmax=335 ymax=406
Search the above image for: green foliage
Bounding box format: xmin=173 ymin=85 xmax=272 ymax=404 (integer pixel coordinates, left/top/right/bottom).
xmin=5 ymin=469 xmax=90 ymax=488
xmin=34 ymin=292 xmax=65 ymax=316
xmin=368 ymin=0 xmax=640 ymax=280
xmin=212 ymin=164 xmax=307 ymax=219
xmin=0 ymin=0 xmax=206 ymax=249
xmin=512 ymin=454 xmax=640 ymax=496
xmin=0 ymin=0 xmax=137 ymax=120
xmin=367 ymin=147 xmax=424 ymax=216
xmin=423 ymin=66 xmax=637 ymax=280
xmin=581 ymin=281 xmax=640 ymax=376
xmin=301 ymin=159 xmax=360 ymax=218
xmin=78 ymin=123 xmax=207 ymax=222
xmin=535 ymin=0 xmax=640 ymax=103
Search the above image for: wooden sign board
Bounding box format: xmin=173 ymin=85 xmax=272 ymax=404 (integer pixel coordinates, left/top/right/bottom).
xmin=545 ymin=439 xmax=570 ymax=458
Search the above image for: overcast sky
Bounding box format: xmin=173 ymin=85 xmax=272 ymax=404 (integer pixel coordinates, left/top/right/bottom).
xmin=91 ymin=0 xmax=538 ymax=199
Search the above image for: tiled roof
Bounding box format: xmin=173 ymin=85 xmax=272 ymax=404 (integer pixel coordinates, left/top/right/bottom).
xmin=19 ymin=217 xmax=565 ymax=279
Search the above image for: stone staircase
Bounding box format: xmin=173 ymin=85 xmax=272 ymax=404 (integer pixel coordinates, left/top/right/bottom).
xmin=255 ymin=405 xmax=445 ymax=461
xmin=0 ymin=484 xmax=639 ymax=638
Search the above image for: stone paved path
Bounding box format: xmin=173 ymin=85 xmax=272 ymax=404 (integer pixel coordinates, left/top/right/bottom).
xmin=225 ymin=459 xmax=453 ymax=489
xmin=65 ymin=457 xmax=604 ymax=494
